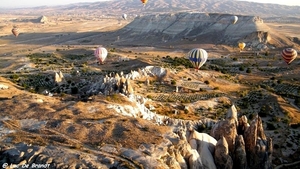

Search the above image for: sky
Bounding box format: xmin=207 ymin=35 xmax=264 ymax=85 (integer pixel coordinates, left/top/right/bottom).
xmin=0 ymin=0 xmax=108 ymax=8
xmin=0 ymin=0 xmax=299 ymax=8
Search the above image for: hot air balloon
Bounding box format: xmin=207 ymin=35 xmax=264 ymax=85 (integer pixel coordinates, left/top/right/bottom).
xmin=11 ymin=27 xmax=19 ymax=37
xmin=231 ymin=16 xmax=238 ymax=24
xmin=140 ymin=0 xmax=148 ymax=6
xmin=238 ymin=42 xmax=246 ymax=51
xmin=122 ymin=13 xmax=127 ymax=20
xmin=187 ymin=48 xmax=208 ymax=70
xmin=281 ymin=48 xmax=298 ymax=65
xmin=94 ymin=47 xmax=108 ymax=64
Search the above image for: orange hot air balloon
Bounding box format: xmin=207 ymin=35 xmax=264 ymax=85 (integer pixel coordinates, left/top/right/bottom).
xmin=140 ymin=0 xmax=148 ymax=6
xmin=281 ymin=48 xmax=298 ymax=65
xmin=12 ymin=27 xmax=19 ymax=37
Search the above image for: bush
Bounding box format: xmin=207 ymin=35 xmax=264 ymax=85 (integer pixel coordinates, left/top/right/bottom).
xmin=265 ymin=51 xmax=269 ymax=56
xmin=171 ymin=80 xmax=176 ymax=85
xmin=246 ymin=68 xmax=251 ymax=73
xmin=71 ymin=87 xmax=78 ymax=94
xmin=266 ymin=122 xmax=276 ymax=130
xmin=204 ymin=80 xmax=210 ymax=84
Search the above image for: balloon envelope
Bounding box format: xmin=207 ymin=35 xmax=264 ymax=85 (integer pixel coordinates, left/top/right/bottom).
xmin=11 ymin=27 xmax=19 ymax=37
xmin=238 ymin=42 xmax=246 ymax=50
xmin=140 ymin=0 xmax=148 ymax=5
xmin=231 ymin=16 xmax=238 ymax=24
xmin=122 ymin=13 xmax=127 ymax=20
xmin=281 ymin=48 xmax=297 ymax=65
xmin=187 ymin=48 xmax=208 ymax=70
xmin=94 ymin=47 xmax=108 ymax=64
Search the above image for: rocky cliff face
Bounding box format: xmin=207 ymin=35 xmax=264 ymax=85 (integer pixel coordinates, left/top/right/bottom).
xmin=114 ymin=12 xmax=290 ymax=49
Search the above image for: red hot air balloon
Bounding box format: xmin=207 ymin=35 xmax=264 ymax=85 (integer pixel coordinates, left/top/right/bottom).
xmin=12 ymin=27 xmax=19 ymax=37
xmin=281 ymin=48 xmax=298 ymax=65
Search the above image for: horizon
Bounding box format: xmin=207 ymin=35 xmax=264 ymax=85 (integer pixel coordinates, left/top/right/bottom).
xmin=0 ymin=0 xmax=300 ymax=9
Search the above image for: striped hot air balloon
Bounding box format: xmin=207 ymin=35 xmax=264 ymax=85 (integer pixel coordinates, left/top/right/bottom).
xmin=281 ymin=48 xmax=298 ymax=65
xmin=11 ymin=27 xmax=19 ymax=37
xmin=94 ymin=47 xmax=108 ymax=64
xmin=187 ymin=48 xmax=208 ymax=70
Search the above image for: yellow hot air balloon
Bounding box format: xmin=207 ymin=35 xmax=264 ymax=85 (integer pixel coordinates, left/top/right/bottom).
xmin=238 ymin=42 xmax=246 ymax=51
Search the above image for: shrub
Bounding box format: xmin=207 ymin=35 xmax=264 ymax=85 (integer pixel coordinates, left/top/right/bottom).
xmin=171 ymin=80 xmax=176 ymax=85
xmin=246 ymin=68 xmax=251 ymax=73
xmin=204 ymin=80 xmax=210 ymax=84
xmin=71 ymin=87 xmax=78 ymax=94
xmin=266 ymin=122 xmax=276 ymax=130
xmin=265 ymin=51 xmax=269 ymax=56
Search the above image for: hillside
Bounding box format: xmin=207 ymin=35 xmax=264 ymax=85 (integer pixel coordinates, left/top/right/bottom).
xmin=111 ymin=12 xmax=297 ymax=49
xmin=3 ymin=0 xmax=300 ymax=18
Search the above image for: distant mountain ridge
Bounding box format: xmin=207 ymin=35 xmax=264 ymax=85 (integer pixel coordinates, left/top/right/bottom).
xmin=3 ymin=0 xmax=300 ymax=18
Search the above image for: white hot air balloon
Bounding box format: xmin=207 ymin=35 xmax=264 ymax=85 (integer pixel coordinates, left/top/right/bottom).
xmin=122 ymin=13 xmax=127 ymax=20
xmin=231 ymin=15 xmax=238 ymax=24
xmin=94 ymin=46 xmax=108 ymax=64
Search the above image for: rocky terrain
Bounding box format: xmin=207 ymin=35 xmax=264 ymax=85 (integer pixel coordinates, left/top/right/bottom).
xmin=0 ymin=0 xmax=300 ymax=169
xmin=0 ymin=71 xmax=274 ymax=168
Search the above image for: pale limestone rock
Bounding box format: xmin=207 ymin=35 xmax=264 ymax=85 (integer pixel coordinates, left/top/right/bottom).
xmin=226 ymin=104 xmax=238 ymax=126
xmin=188 ymin=149 xmax=203 ymax=169
xmin=188 ymin=129 xmax=217 ymax=169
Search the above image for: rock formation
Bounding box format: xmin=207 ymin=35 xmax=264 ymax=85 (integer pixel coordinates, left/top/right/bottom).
xmin=54 ymin=71 xmax=64 ymax=83
xmin=0 ymin=103 xmax=273 ymax=169
xmin=37 ymin=15 xmax=48 ymax=23
xmin=233 ymin=135 xmax=247 ymax=169
xmin=114 ymin=13 xmax=292 ymax=48
xmin=244 ymin=115 xmax=273 ymax=169
xmin=214 ymin=137 xmax=233 ymax=169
